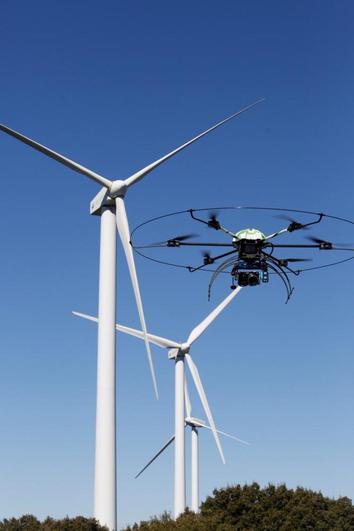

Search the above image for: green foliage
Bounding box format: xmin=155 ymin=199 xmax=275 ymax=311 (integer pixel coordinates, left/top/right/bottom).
xmin=0 ymin=515 xmax=107 ymax=531
xmin=3 ymin=485 xmax=354 ymax=530
xmin=123 ymin=483 xmax=354 ymax=530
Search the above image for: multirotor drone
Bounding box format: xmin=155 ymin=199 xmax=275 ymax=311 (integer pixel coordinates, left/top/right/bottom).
xmin=131 ymin=207 xmax=354 ymax=302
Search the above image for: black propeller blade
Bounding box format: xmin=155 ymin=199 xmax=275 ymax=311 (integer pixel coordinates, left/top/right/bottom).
xmin=277 ymin=257 xmax=312 ymax=267
xmin=286 ymin=258 xmax=312 ymax=262
xmin=306 ymin=236 xmax=333 ymax=249
xmin=170 ymin=233 xmax=198 ymax=242
xmin=207 ymin=210 xmax=221 ymax=230
xmin=306 ymin=236 xmax=354 ymax=251
xmin=275 ymin=215 xmax=309 ymax=232
xmin=167 ymin=233 xmax=199 ymax=247
xmin=135 ymin=233 xmax=199 ymax=248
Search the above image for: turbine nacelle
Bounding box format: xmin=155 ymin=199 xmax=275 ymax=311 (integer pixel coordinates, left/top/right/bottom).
xmin=90 ymin=187 xmax=114 ymax=214
xmin=185 ymin=416 xmax=206 ymax=428
xmin=90 ymin=181 xmax=129 ymax=215
xmin=168 ymin=343 xmax=190 ymax=359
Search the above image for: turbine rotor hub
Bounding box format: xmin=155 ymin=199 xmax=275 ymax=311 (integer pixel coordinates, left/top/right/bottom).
xmin=180 ymin=343 xmax=190 ymax=354
xmin=109 ymin=179 xmax=128 ymax=198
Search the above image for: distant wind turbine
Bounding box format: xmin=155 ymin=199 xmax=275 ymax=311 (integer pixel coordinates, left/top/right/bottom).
xmin=134 ymin=377 xmax=249 ymax=514
xmin=74 ymin=285 xmax=243 ymax=518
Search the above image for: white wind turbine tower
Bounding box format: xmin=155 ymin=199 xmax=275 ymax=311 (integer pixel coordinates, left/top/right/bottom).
xmin=0 ymin=99 xmax=263 ymax=530
xmin=74 ymin=285 xmax=243 ymax=518
xmin=132 ymin=377 xmax=249 ymax=514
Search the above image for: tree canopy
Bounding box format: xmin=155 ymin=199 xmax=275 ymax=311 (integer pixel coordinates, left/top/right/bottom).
xmin=0 ymin=515 xmax=107 ymax=531
xmin=3 ymin=484 xmax=354 ymax=530
xmin=123 ymin=483 xmax=354 ymax=531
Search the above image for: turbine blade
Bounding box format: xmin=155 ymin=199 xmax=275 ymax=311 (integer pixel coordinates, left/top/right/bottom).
xmin=185 ymin=353 xmax=225 ymax=464
xmin=0 ymin=124 xmax=112 ymax=188
xmin=72 ymin=311 xmax=99 ymax=324
xmin=197 ymin=422 xmax=250 ymax=446
xmin=72 ymin=311 xmax=179 ymax=349
xmin=184 ymin=378 xmax=192 ymax=418
xmin=187 ymin=286 xmax=242 ymax=347
xmin=116 ymin=324 xmax=179 ymax=349
xmin=115 ymin=197 xmax=158 ymax=399
xmin=124 ymin=99 xmax=265 ymax=188
xmin=135 ymin=435 xmax=175 ymax=479
xmin=169 ymin=348 xmax=180 ymax=359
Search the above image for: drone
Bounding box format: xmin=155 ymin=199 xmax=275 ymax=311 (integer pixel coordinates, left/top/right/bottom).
xmin=132 ymin=207 xmax=354 ymax=302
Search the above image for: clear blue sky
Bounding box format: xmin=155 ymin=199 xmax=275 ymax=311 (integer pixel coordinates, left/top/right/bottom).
xmin=0 ymin=1 xmax=353 ymax=528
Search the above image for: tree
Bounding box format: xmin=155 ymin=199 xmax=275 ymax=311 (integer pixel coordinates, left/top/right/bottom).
xmin=123 ymin=483 xmax=354 ymax=530
xmin=0 ymin=516 xmax=107 ymax=531
xmin=0 ymin=515 xmax=41 ymax=531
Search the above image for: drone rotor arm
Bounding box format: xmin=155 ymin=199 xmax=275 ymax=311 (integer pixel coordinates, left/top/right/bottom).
xmin=264 ymin=227 xmax=289 ymax=241
xmin=209 ymin=249 xmax=238 ymax=261
xmin=218 ymin=224 xmax=238 ymax=238
xmin=329 ymin=247 xmax=354 ymax=251
xmin=189 ymin=249 xmax=238 ymax=273
xmin=189 ymin=209 xmax=210 ymax=226
xmin=189 ymin=209 xmax=236 ymax=239
xmin=265 ymin=244 xmax=321 ymax=249
xmin=266 ymin=213 xmax=325 ymax=240
xmin=133 ymin=242 xmax=234 ymax=253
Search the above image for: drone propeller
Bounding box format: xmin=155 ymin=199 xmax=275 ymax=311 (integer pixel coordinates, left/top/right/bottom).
xmin=306 ymin=236 xmax=333 ymax=249
xmin=207 ymin=211 xmax=221 ymax=230
xmin=169 ymin=233 xmax=198 ymax=242
xmin=275 ymin=215 xmax=309 ymax=232
xmin=202 ymin=251 xmax=214 ymax=265
xmin=134 ymin=233 xmax=198 ymax=249
xmin=282 ymin=258 xmax=312 ymax=262
xmin=165 ymin=233 xmax=199 ymax=247
xmin=277 ymin=257 xmax=312 ymax=266
xmin=307 ymin=236 xmax=330 ymax=244
xmin=306 ymin=236 xmax=354 ymax=251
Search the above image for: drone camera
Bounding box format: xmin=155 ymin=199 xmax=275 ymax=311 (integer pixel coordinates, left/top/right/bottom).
xmin=237 ymin=272 xmax=249 ymax=287
xmin=237 ymin=271 xmax=260 ymax=287
xmin=248 ymin=272 xmax=261 ymax=286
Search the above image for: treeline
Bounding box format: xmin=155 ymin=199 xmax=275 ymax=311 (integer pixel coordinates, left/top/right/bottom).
xmin=0 ymin=515 xmax=107 ymax=530
xmin=123 ymin=483 xmax=354 ymax=530
xmin=2 ymin=483 xmax=354 ymax=530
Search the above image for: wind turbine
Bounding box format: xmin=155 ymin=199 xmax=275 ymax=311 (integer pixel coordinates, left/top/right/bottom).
xmin=133 ymin=378 xmax=249 ymax=514
xmin=74 ymin=285 xmax=243 ymax=518
xmin=0 ymin=99 xmax=263 ymax=530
